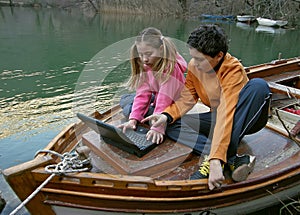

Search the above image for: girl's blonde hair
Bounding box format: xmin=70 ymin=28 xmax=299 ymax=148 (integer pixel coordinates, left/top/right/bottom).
xmin=128 ymin=27 xmax=178 ymax=89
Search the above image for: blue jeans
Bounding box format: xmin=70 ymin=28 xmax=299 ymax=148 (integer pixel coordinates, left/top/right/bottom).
xmin=119 ymin=93 xmax=155 ymax=119
xmin=166 ymin=78 xmax=271 ymax=164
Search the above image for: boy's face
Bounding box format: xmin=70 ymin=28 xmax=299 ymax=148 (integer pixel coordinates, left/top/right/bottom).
xmin=136 ymin=42 xmax=162 ymax=68
xmin=189 ymin=48 xmax=223 ymax=73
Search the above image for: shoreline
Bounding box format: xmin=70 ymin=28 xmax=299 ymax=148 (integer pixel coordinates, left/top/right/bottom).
xmin=0 ymin=0 xmax=299 ymax=27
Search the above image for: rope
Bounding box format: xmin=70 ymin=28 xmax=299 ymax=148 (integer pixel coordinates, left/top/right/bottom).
xmin=42 ymin=150 xmax=90 ymax=174
xmin=9 ymin=150 xmax=90 ymax=215
xmin=9 ymin=174 xmax=55 ymax=215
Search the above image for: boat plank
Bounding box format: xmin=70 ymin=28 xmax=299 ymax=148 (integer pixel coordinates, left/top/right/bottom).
xmin=237 ymin=127 xmax=299 ymax=173
xmin=246 ymin=58 xmax=300 ymax=79
xmin=268 ymin=82 xmax=300 ymax=98
xmin=40 ymin=171 xmax=300 ymax=213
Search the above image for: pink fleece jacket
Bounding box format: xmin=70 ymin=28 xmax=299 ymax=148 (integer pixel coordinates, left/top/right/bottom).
xmin=129 ymin=54 xmax=187 ymax=134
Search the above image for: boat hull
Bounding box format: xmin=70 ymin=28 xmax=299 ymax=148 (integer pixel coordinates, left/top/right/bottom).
xmin=201 ymin=14 xmax=235 ymax=20
xmin=257 ymin=17 xmax=288 ymax=27
xmin=36 ymin=162 xmax=300 ymax=214
xmin=51 ymin=183 xmax=300 ymax=215
xmin=237 ymin=15 xmax=256 ymax=22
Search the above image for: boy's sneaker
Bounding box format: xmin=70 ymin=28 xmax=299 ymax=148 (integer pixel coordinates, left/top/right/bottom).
xmin=190 ymin=155 xmax=210 ymax=180
xmin=230 ymin=154 xmax=256 ymax=182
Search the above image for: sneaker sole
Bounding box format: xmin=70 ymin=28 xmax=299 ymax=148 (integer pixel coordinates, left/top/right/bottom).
xmin=232 ymin=155 xmax=256 ymax=182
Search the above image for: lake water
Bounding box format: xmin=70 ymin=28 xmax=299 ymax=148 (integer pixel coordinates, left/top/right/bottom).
xmin=0 ymin=6 xmax=299 ymax=215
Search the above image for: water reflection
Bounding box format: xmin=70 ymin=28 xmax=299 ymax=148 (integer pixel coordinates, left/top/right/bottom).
xmin=236 ymin=22 xmax=255 ymax=31
xmin=255 ymin=25 xmax=286 ymax=34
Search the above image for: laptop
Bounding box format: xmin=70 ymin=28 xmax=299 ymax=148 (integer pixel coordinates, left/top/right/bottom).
xmin=77 ymin=113 xmax=158 ymax=157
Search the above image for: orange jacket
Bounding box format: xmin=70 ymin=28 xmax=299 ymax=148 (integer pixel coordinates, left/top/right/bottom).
xmin=164 ymin=53 xmax=249 ymax=163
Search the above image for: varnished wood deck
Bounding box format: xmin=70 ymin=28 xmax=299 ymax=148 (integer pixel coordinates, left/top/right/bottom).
xmin=80 ymin=109 xmax=299 ymax=183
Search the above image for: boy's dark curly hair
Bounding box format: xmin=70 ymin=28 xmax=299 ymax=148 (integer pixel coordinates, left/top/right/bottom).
xmin=187 ymin=24 xmax=228 ymax=58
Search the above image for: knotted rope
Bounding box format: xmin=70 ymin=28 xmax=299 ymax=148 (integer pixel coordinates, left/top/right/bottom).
xmin=9 ymin=150 xmax=90 ymax=215
xmin=43 ymin=150 xmax=90 ymax=174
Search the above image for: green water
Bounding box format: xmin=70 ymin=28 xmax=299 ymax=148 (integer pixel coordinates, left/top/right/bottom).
xmin=0 ymin=6 xmax=299 ymax=215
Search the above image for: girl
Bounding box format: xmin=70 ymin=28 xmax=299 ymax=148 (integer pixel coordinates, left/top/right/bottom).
xmin=119 ymin=27 xmax=187 ymax=144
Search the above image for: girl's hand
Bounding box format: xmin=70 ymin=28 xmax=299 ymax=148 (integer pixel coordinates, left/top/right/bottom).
xmin=146 ymin=129 xmax=164 ymax=144
xmin=118 ymin=119 xmax=137 ymax=133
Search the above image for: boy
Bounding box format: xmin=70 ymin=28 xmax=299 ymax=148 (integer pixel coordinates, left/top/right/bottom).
xmin=143 ymin=24 xmax=271 ymax=190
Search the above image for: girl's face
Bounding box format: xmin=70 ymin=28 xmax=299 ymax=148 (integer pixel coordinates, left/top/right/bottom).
xmin=136 ymin=42 xmax=162 ymax=68
xmin=189 ymin=47 xmax=223 ymax=73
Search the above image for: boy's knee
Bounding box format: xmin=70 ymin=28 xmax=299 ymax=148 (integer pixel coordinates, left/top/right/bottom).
xmin=247 ymin=78 xmax=270 ymax=94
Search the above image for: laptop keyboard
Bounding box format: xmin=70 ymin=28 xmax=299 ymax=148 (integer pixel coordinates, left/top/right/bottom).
xmin=125 ymin=129 xmax=155 ymax=151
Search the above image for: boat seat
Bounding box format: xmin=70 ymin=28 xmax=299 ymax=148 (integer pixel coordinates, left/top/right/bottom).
xmin=82 ymin=130 xmax=193 ymax=177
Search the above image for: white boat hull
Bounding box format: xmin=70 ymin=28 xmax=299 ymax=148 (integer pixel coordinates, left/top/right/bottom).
xmin=257 ymin=17 xmax=288 ymax=27
xmin=237 ymin=15 xmax=256 ymax=22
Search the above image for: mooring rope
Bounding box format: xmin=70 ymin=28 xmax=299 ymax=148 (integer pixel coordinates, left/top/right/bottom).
xmin=9 ymin=150 xmax=90 ymax=215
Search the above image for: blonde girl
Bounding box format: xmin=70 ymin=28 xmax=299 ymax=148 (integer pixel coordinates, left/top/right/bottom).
xmin=119 ymin=27 xmax=187 ymax=144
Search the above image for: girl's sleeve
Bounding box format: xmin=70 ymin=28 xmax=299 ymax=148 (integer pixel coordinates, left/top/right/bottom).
xmin=150 ymin=56 xmax=187 ymax=133
xmin=153 ymin=72 xmax=185 ymax=114
xmin=129 ymin=80 xmax=152 ymax=122
xmin=153 ymin=54 xmax=186 ymax=114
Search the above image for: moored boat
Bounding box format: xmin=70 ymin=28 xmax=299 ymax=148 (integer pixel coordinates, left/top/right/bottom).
xmin=256 ymin=17 xmax=288 ymax=27
xmin=236 ymin=15 xmax=256 ymax=23
xmin=201 ymin=14 xmax=235 ymax=20
xmin=3 ymin=57 xmax=300 ymax=215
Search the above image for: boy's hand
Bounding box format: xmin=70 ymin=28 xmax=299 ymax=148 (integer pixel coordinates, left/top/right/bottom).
xmin=208 ymin=159 xmax=225 ymax=190
xmin=141 ymin=114 xmax=168 ymax=128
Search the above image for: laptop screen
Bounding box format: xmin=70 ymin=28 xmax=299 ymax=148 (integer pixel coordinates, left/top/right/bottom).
xmin=77 ymin=113 xmax=131 ymax=143
xmin=77 ymin=113 xmax=158 ymax=157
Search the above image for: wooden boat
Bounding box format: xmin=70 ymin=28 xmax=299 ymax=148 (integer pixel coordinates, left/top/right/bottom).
xmin=256 ymin=17 xmax=288 ymax=27
xmin=3 ymin=57 xmax=300 ymax=215
xmin=236 ymin=15 xmax=256 ymax=23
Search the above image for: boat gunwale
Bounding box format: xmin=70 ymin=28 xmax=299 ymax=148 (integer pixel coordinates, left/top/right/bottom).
xmin=30 ymin=146 xmax=300 ymax=195
xmin=245 ymin=57 xmax=300 ymax=74
xmin=39 ymin=168 xmax=300 ymax=202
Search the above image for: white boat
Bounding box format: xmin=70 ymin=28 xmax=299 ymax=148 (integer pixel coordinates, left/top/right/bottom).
xmin=275 ymin=20 xmax=289 ymax=27
xmin=256 ymin=17 xmax=288 ymax=27
xmin=236 ymin=15 xmax=256 ymax=23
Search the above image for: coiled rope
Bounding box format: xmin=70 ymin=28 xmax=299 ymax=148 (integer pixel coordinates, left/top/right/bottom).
xmin=9 ymin=150 xmax=90 ymax=215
